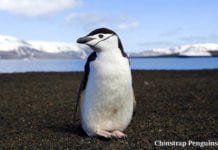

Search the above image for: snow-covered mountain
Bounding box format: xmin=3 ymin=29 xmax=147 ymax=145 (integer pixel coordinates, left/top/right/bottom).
xmin=0 ymin=34 xmax=218 ymax=59
xmin=177 ymin=44 xmax=218 ymax=56
xmin=0 ymin=35 xmax=88 ymax=59
xmin=130 ymin=43 xmax=218 ymax=57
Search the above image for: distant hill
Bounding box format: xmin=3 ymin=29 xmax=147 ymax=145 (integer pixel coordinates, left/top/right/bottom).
xmin=0 ymin=34 xmax=218 ymax=59
xmin=0 ymin=35 xmax=88 ymax=59
xmin=129 ymin=43 xmax=218 ymax=57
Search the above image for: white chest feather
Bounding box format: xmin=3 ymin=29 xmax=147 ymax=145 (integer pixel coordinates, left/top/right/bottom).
xmin=81 ymin=50 xmax=134 ymax=136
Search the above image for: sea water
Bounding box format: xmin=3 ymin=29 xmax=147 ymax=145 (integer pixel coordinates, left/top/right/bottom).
xmin=0 ymin=57 xmax=218 ymax=73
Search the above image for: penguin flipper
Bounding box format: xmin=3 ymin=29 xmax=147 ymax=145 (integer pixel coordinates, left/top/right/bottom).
xmin=73 ymin=85 xmax=84 ymax=122
xmin=73 ymin=52 xmax=97 ymax=122
xmin=73 ymin=88 xmax=81 ymax=122
xmin=133 ymin=91 xmax=136 ymax=116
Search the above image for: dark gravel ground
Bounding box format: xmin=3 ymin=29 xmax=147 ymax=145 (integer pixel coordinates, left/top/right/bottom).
xmin=0 ymin=70 xmax=217 ymax=149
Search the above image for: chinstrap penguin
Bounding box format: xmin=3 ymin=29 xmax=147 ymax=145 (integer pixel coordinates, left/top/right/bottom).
xmin=75 ymin=28 xmax=136 ymax=138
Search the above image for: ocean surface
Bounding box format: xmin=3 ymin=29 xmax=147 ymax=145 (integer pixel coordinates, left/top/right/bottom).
xmin=0 ymin=57 xmax=218 ymax=73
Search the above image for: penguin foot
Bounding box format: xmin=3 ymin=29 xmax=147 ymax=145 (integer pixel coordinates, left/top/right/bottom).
xmin=96 ymin=129 xmax=112 ymax=138
xmin=96 ymin=129 xmax=127 ymax=139
xmin=112 ymin=130 xmax=127 ymax=138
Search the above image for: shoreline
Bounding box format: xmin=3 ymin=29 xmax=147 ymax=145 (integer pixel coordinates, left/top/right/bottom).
xmin=0 ymin=68 xmax=218 ymax=74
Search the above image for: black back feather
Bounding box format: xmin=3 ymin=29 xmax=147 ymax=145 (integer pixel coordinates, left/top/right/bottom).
xmin=82 ymin=52 xmax=97 ymax=90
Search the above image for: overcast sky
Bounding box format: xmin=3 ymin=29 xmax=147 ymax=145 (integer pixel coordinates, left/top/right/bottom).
xmin=0 ymin=0 xmax=218 ymax=52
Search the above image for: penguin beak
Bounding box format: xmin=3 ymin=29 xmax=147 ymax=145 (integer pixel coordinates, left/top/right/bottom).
xmin=77 ymin=36 xmax=95 ymax=44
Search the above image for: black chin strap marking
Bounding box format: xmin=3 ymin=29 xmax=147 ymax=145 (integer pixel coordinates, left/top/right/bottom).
xmin=93 ymin=34 xmax=115 ymax=47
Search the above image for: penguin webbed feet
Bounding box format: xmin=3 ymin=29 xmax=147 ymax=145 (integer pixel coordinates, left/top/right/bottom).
xmin=96 ymin=129 xmax=127 ymax=139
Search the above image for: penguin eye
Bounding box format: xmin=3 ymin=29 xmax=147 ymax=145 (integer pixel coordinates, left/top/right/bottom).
xmin=98 ymin=34 xmax=104 ymax=38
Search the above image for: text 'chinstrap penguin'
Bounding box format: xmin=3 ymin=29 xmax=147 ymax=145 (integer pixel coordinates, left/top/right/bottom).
xmin=76 ymin=28 xmax=136 ymax=138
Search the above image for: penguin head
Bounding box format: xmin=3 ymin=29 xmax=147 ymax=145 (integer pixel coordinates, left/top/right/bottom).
xmin=77 ymin=28 xmax=125 ymax=55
